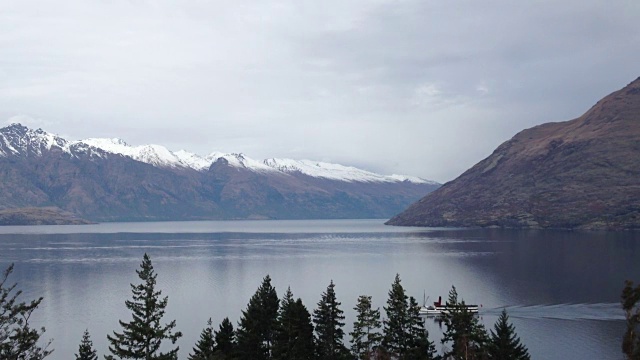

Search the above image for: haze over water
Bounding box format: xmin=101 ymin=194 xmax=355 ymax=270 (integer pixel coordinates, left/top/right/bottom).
xmin=0 ymin=219 xmax=638 ymax=360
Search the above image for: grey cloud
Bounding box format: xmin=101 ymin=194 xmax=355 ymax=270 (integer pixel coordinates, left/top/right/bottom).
xmin=0 ymin=0 xmax=638 ymax=182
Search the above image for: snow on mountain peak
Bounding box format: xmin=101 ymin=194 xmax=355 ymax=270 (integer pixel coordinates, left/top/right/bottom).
xmin=262 ymin=158 xmax=432 ymax=184
xmin=0 ymin=123 xmax=68 ymax=156
xmin=174 ymin=150 xmax=211 ymax=171
xmin=0 ymin=123 xmax=438 ymax=185
xmin=81 ymin=138 xmax=129 ymax=153
xmin=136 ymin=144 xmax=183 ymax=167
xmin=388 ymin=174 xmax=439 ymax=185
xmin=207 ymin=152 xmax=278 ymax=173
xmin=79 ymin=138 xmax=185 ymax=168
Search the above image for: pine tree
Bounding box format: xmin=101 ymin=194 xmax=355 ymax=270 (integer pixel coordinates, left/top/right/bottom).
xmin=273 ymin=287 xmax=296 ymax=360
xmin=446 ymin=286 xmax=458 ymax=307
xmin=235 ymin=275 xmax=279 ymax=360
xmin=0 ymin=263 xmax=52 ymax=360
xmin=441 ymin=286 xmax=488 ymax=360
xmin=213 ymin=318 xmax=235 ymax=359
xmin=106 ymin=253 xmax=182 ymax=360
xmin=406 ymin=296 xmax=437 ymax=360
xmin=291 ymin=298 xmax=317 ymax=359
xmin=382 ymin=274 xmax=410 ymax=358
xmin=486 ymin=309 xmax=530 ymax=360
xmin=273 ymin=287 xmax=315 ymax=360
xmin=313 ymin=280 xmax=351 ymax=360
xmin=75 ymin=329 xmax=98 ymax=360
xmin=188 ymin=318 xmax=216 ymax=360
xmin=381 ymin=275 xmax=437 ymax=360
xmin=350 ymin=295 xmax=382 ymax=360
xmin=622 ymin=280 xmax=640 ymax=360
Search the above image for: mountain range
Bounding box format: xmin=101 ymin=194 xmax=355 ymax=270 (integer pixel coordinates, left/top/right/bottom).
xmin=0 ymin=124 xmax=439 ymax=222
xmin=387 ymin=77 xmax=640 ymax=230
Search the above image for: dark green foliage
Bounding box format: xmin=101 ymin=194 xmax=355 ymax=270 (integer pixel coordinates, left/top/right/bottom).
xmin=235 ymin=275 xmax=279 ymax=360
xmin=106 ymin=253 xmax=182 ymax=360
xmin=382 ymin=275 xmax=436 ymax=360
xmin=273 ymin=287 xmax=316 ymax=360
xmin=486 ymin=309 xmax=529 ymax=360
xmin=188 ymin=318 xmax=216 ymax=360
xmin=622 ymin=280 xmax=640 ymax=360
xmin=446 ymin=286 xmax=458 ymax=308
xmin=213 ymin=318 xmax=235 ymax=359
xmin=406 ymin=296 xmax=437 ymax=360
xmin=441 ymin=286 xmax=488 ymax=360
xmin=75 ymin=329 xmax=98 ymax=360
xmin=382 ymin=274 xmax=410 ymax=357
xmin=313 ymin=280 xmax=352 ymax=360
xmin=0 ymin=263 xmax=52 ymax=360
xmin=350 ymin=295 xmax=382 ymax=360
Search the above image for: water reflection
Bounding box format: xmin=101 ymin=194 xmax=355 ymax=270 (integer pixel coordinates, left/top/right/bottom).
xmin=0 ymin=221 xmax=638 ymax=360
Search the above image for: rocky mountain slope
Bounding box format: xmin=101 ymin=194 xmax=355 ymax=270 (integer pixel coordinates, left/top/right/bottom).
xmin=0 ymin=124 xmax=439 ymax=222
xmin=387 ymin=77 xmax=640 ymax=230
xmin=0 ymin=207 xmax=93 ymax=225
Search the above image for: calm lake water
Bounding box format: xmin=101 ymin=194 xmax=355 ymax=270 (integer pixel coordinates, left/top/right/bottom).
xmin=0 ymin=219 xmax=638 ymax=359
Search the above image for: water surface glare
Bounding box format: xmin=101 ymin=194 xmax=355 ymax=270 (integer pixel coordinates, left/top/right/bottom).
xmin=0 ymin=219 xmax=638 ymax=360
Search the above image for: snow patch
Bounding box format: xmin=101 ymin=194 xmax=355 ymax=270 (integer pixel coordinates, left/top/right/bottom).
xmin=0 ymin=124 xmax=69 ymax=156
xmin=79 ymin=138 xmax=185 ymax=168
xmin=388 ymin=174 xmax=439 ymax=185
xmin=263 ymin=158 xmax=433 ymax=184
xmin=0 ymin=123 xmax=438 ymax=185
xmin=207 ymin=153 xmax=278 ymax=173
xmin=174 ymin=150 xmax=211 ymax=171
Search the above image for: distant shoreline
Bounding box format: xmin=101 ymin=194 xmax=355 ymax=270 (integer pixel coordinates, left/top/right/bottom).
xmin=0 ymin=207 xmax=95 ymax=226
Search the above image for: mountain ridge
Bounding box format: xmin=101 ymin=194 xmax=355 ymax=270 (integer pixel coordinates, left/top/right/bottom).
xmin=386 ymin=77 xmax=640 ymax=230
xmin=0 ymin=123 xmax=435 ymax=185
xmin=0 ymin=124 xmax=439 ymax=222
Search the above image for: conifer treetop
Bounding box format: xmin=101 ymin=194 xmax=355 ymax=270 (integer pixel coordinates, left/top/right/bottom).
xmin=314 ymin=280 xmax=350 ymax=360
xmin=487 ymin=309 xmax=530 ymax=360
xmin=188 ymin=318 xmax=216 ymax=360
xmin=235 ymin=275 xmax=279 ymax=360
xmin=106 ymin=253 xmax=182 ymax=360
xmin=75 ymin=329 xmax=98 ymax=360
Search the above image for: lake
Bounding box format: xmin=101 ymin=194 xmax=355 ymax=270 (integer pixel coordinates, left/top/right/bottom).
xmin=0 ymin=219 xmax=638 ymax=359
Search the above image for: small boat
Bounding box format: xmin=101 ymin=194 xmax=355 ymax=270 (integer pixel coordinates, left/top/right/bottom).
xmin=419 ymin=296 xmax=479 ymax=316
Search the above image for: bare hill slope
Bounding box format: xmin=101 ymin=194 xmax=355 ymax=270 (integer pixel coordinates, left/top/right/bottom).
xmin=387 ymin=77 xmax=640 ymax=230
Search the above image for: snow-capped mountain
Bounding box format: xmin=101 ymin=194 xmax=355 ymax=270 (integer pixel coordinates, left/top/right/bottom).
xmin=207 ymin=152 xmax=279 ymax=174
xmin=173 ymin=150 xmax=212 ymax=171
xmin=0 ymin=123 xmax=440 ymax=222
xmin=0 ymin=124 xmax=110 ymax=160
xmin=0 ymin=123 xmax=434 ymax=184
xmin=263 ymin=158 xmax=438 ymax=184
xmin=71 ymin=134 xmax=432 ymax=184
xmin=0 ymin=123 xmax=68 ymax=157
xmin=87 ymin=145 xmax=434 ymax=183
xmin=79 ymin=138 xmax=187 ymax=168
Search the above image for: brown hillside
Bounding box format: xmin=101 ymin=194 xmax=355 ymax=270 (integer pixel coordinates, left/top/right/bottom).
xmin=387 ymin=77 xmax=640 ymax=230
xmin=0 ymin=207 xmax=93 ymax=226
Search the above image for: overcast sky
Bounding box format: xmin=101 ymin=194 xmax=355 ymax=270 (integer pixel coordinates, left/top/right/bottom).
xmin=1 ymin=0 xmax=638 ymax=182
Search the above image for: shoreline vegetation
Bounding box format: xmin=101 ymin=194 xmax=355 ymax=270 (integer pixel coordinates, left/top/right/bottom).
xmin=2 ymin=209 xmax=638 ymax=232
xmin=2 ymin=255 xmax=638 ymax=359
xmin=0 ymin=207 xmax=94 ymax=226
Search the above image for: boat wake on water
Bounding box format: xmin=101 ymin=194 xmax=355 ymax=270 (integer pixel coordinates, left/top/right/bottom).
xmin=478 ymin=303 xmax=625 ymax=321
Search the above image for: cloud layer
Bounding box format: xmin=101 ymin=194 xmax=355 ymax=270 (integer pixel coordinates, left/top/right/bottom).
xmin=1 ymin=0 xmax=638 ymax=182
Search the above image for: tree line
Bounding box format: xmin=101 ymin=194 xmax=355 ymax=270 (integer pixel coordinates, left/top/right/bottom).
xmin=2 ymin=254 xmax=639 ymax=359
